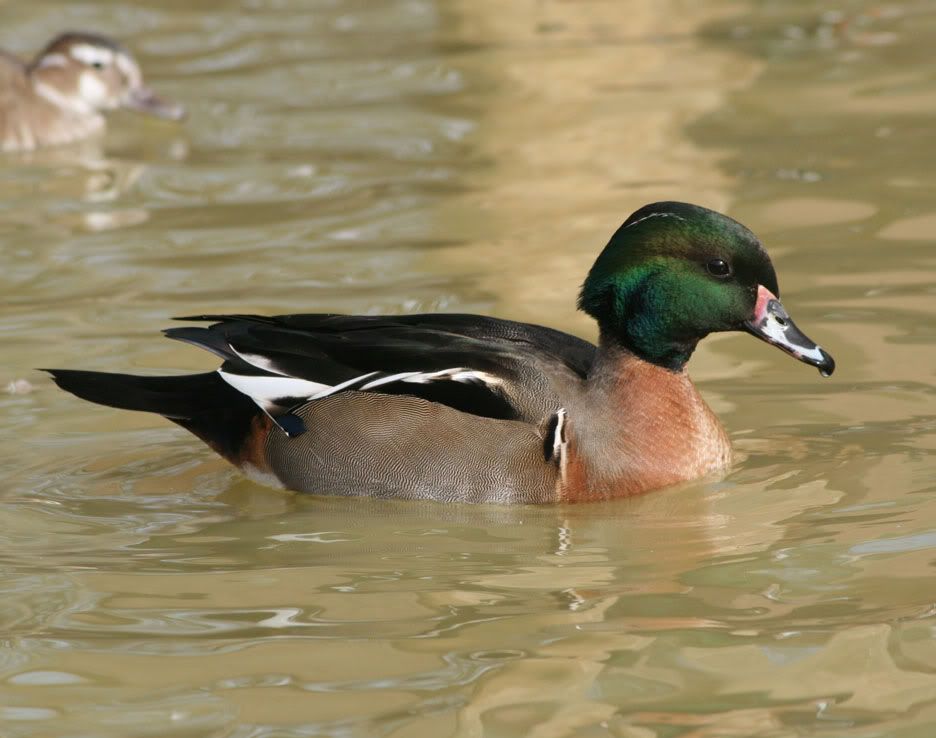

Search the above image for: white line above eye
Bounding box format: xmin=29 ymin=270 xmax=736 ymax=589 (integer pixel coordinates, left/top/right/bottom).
xmin=624 ymin=212 xmax=686 ymax=229
xmin=70 ymin=44 xmax=114 ymax=67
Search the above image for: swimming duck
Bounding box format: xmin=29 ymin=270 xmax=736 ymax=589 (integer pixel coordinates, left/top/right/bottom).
xmin=0 ymin=31 xmax=184 ymax=152
xmin=47 ymin=202 xmax=834 ymax=503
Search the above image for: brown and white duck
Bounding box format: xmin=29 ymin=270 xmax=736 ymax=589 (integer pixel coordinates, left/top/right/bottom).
xmin=0 ymin=31 xmax=184 ymax=152
xmin=47 ymin=202 xmax=835 ymax=504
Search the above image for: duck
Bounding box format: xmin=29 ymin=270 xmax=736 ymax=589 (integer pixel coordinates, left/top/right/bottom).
xmin=0 ymin=31 xmax=184 ymax=152
xmin=47 ymin=202 xmax=835 ymax=504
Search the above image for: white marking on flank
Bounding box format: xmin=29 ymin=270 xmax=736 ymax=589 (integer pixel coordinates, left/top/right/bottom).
xmin=551 ymin=408 xmax=567 ymax=461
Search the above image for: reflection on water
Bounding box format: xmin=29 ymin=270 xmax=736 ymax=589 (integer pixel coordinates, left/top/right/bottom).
xmin=1 ymin=0 xmax=935 ymax=736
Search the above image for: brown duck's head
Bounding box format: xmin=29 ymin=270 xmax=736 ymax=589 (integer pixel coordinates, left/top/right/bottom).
xmin=29 ymin=32 xmax=185 ymax=121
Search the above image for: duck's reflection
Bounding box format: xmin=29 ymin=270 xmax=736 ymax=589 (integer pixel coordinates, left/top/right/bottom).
xmin=1 ymin=134 xmax=187 ymax=234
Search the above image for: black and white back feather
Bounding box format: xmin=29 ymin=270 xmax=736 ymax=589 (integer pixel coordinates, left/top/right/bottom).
xmin=165 ymin=313 xmax=595 ymax=436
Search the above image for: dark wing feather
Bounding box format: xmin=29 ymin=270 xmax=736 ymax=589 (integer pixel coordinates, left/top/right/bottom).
xmin=168 ymin=313 xmax=596 ymax=422
xmin=176 ymin=313 xmax=594 ymax=377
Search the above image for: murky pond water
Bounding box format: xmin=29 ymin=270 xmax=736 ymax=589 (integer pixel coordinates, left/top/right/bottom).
xmin=2 ymin=0 xmax=935 ymax=735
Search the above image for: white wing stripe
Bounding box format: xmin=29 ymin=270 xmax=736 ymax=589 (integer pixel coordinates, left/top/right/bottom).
xmin=448 ymin=370 xmax=502 ymax=386
xmin=364 ymin=368 xmax=503 ymax=390
xmin=310 ymin=371 xmax=379 ymax=399
xmin=217 ymin=370 xmax=330 ymax=410
xmin=360 ymin=371 xmax=422 ymax=390
xmin=403 ymin=368 xmax=454 ymax=384
xmin=218 ymin=364 xmax=503 ymax=412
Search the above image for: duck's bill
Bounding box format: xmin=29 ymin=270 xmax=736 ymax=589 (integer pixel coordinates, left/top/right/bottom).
xmin=122 ymin=87 xmax=186 ymax=121
xmin=743 ymin=285 xmax=835 ymax=377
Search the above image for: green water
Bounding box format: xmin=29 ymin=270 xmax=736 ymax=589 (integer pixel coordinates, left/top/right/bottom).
xmin=2 ymin=1 xmax=935 ymax=736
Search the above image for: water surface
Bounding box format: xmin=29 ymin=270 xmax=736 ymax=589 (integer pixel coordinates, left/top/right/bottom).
xmin=2 ymin=1 xmax=935 ymax=736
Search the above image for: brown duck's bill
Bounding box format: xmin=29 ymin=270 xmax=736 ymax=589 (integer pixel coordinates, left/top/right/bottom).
xmin=122 ymin=86 xmax=186 ymax=121
xmin=743 ymin=285 xmax=835 ymax=377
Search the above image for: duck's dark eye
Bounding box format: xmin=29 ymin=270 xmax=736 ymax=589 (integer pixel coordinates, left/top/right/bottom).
xmin=706 ymin=258 xmax=731 ymax=278
xmin=91 ymin=61 xmax=105 ymax=70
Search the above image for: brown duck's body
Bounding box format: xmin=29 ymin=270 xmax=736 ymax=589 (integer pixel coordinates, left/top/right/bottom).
xmin=46 ymin=202 xmax=834 ymax=504
xmin=0 ymin=32 xmax=184 ymax=153
xmin=257 ymin=348 xmax=729 ymax=503
xmin=0 ymin=51 xmax=104 ymax=151
xmin=260 ymin=395 xmax=559 ymax=504
xmin=229 ymin=347 xmax=730 ymax=504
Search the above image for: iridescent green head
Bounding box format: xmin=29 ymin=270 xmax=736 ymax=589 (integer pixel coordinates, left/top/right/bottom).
xmin=579 ymin=202 xmax=834 ymax=375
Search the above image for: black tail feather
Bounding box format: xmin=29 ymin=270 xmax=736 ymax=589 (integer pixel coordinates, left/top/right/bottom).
xmin=162 ymin=327 xmax=238 ymax=361
xmin=45 ymin=369 xmax=261 ymax=462
xmin=45 ymin=369 xmax=223 ymax=419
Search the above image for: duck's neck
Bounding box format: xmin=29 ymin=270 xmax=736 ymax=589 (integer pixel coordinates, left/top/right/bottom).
xmin=14 ymin=65 xmax=105 ymax=149
xmin=30 ymin=66 xmax=93 ymax=117
xmin=558 ymin=336 xmax=732 ymax=501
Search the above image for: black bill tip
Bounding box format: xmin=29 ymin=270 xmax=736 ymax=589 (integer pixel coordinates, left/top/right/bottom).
xmin=815 ymin=348 xmax=835 ymax=377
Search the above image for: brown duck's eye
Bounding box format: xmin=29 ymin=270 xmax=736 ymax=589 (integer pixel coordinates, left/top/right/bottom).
xmin=91 ymin=61 xmax=105 ymax=70
xmin=706 ymin=258 xmax=731 ymax=278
